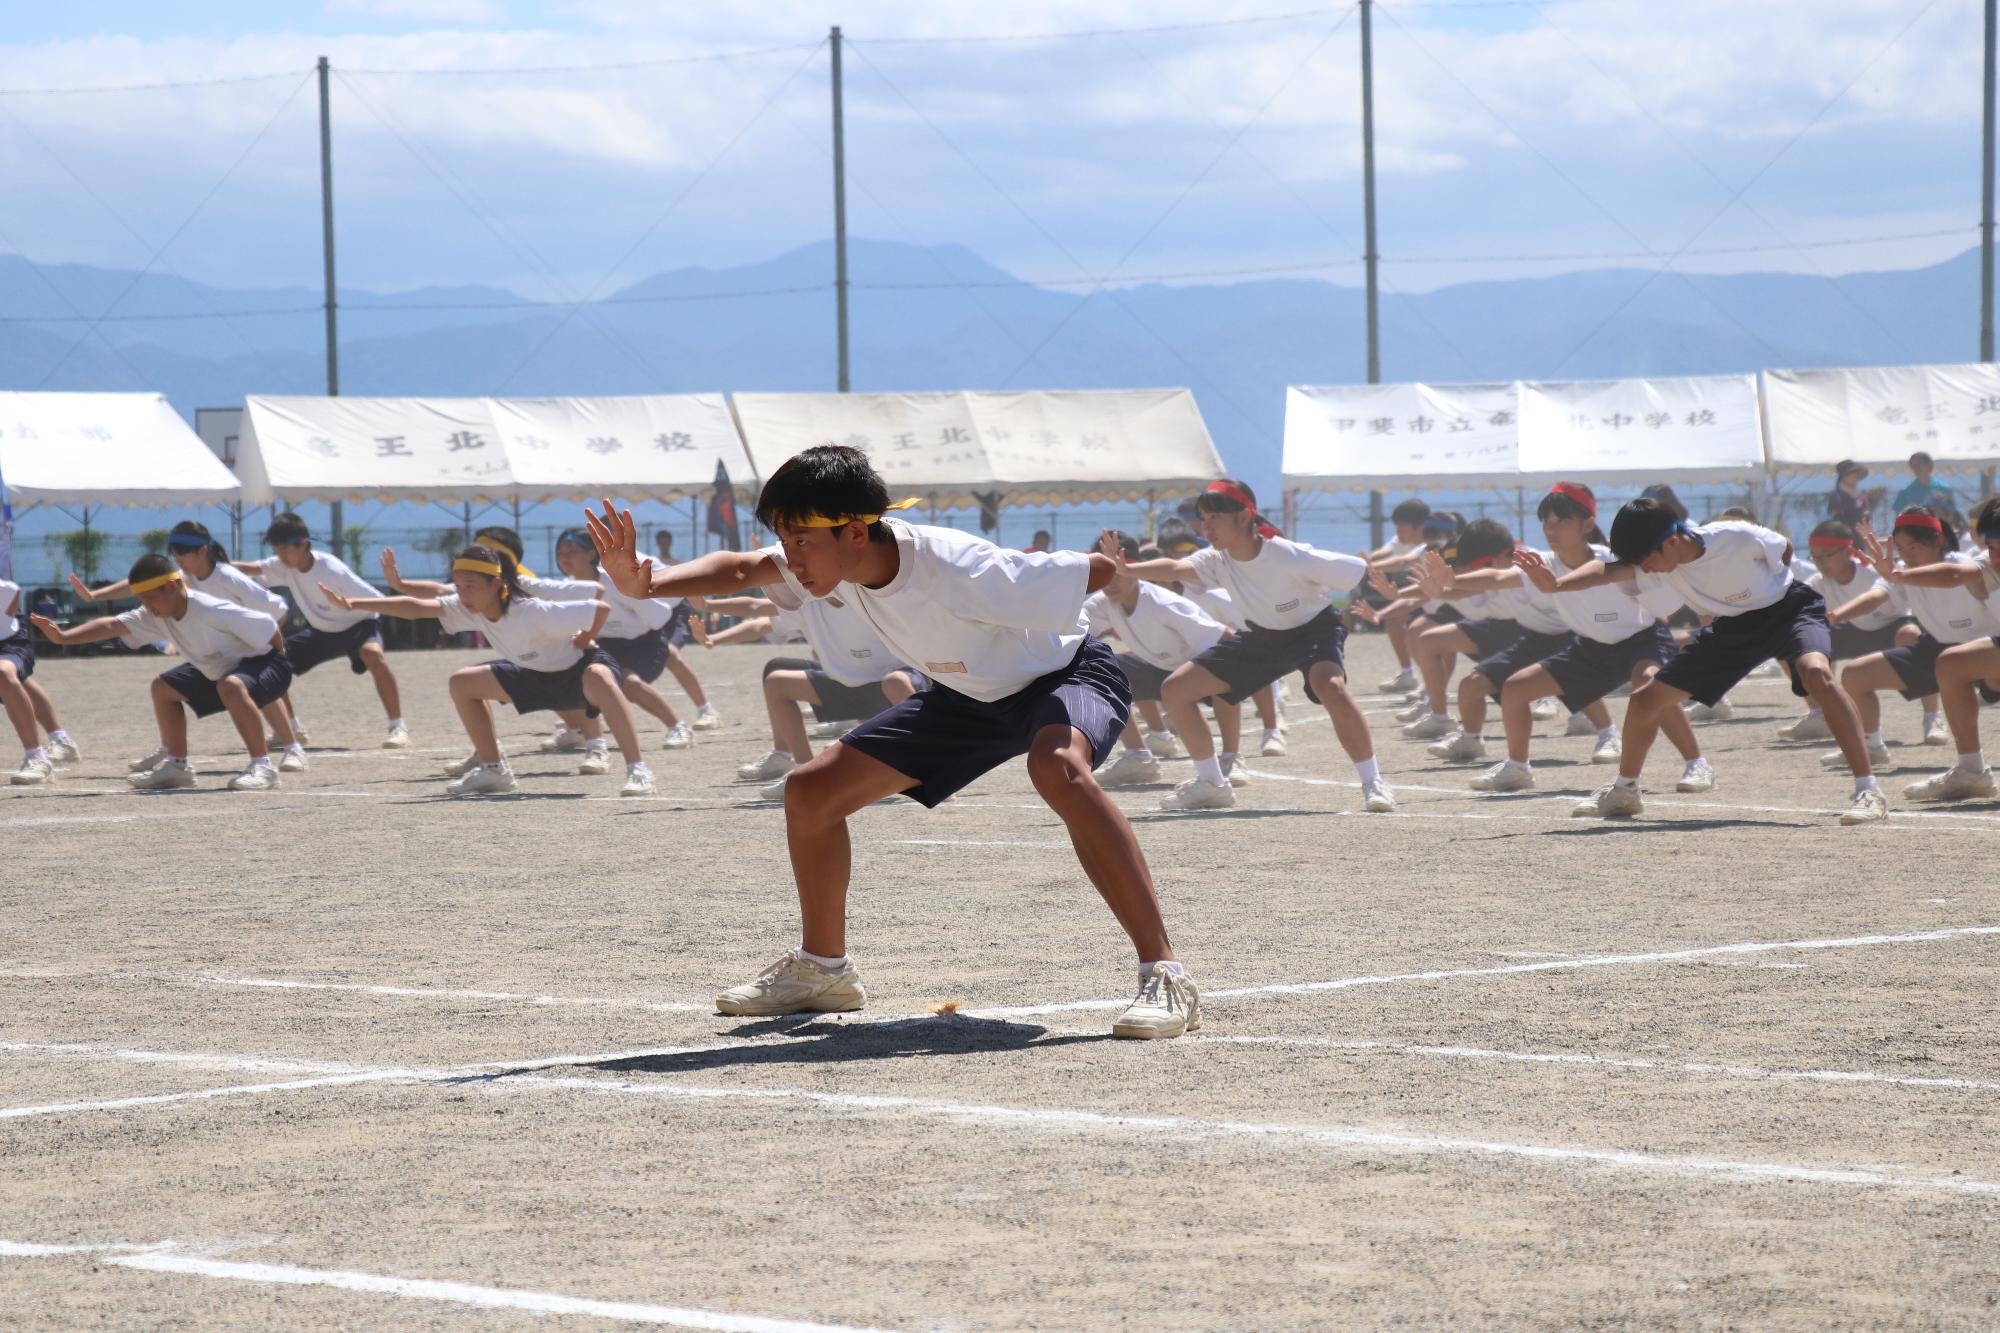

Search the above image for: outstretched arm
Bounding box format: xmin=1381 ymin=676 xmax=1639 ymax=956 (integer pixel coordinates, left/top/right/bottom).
xmin=1098 ymin=529 xmax=1198 ymax=586
xmin=318 ymin=584 xmax=442 ymax=621
xmin=697 ymin=595 xmax=779 ymax=616
xmin=585 ymin=500 xmax=777 ymax=599
xmin=1826 ymin=584 xmax=1891 ymax=626
xmin=30 ymin=613 xmax=130 ymax=646
xmin=1546 ymin=558 xmax=1633 ymax=592
xmin=68 ymin=572 xmax=131 ymax=603
xmin=379 ymin=548 xmax=449 ymax=597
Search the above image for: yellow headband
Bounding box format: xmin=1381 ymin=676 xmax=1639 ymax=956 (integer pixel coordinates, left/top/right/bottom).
xmin=130 ymin=569 xmax=184 ymax=594
xmin=454 ymin=558 xmax=503 ymax=577
xmin=793 ymin=497 xmax=922 ymax=529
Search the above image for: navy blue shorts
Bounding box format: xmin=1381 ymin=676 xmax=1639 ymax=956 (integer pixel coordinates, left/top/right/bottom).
xmin=1193 ymin=606 xmax=1346 ymax=706
xmin=0 ymin=629 xmax=34 ymax=682
xmin=490 ymin=647 xmax=619 ymax=717
xmin=1830 ymin=618 xmax=1913 ymax=661
xmin=1655 ymin=582 xmax=1830 ymax=707
xmin=1541 ymin=623 xmax=1677 ymax=709
xmin=284 ymin=618 xmax=382 ymax=676
xmin=600 ymin=629 xmax=671 ymax=684
xmin=806 ymin=670 xmax=897 ymax=723
xmin=1412 ymin=604 xmax=1462 ymax=627
xmin=1458 ymin=618 xmax=1522 ymax=661
xmin=665 ymin=600 xmax=698 ymax=648
xmin=1469 ymin=629 xmax=1574 ymax=697
xmin=1881 ymin=632 xmax=1957 ymax=700
xmin=1114 ymin=653 xmax=1174 ymax=702
xmin=160 ymin=650 xmax=294 ymax=719
xmin=840 ymin=636 xmax=1130 ymax=808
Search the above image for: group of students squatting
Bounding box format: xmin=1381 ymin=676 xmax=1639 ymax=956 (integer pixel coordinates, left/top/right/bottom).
xmin=7 ymin=445 xmax=2000 ymax=1039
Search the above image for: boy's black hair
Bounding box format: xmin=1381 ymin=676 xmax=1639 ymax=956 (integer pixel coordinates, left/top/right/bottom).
xmin=474 ymin=526 xmax=526 ymax=562
xmin=1136 ymin=543 xmax=1164 ymax=561
xmin=1893 ymin=503 xmax=1957 ymax=552
xmin=1608 ymin=497 xmax=1683 ymax=564
xmin=1810 ymin=518 xmax=1856 ymax=543
xmin=265 ymin=512 xmax=310 ymax=546
xmin=456 ymin=542 xmax=523 ymax=615
xmin=1972 ymin=495 xmax=2000 ymax=535
xmin=1156 ymin=516 xmax=1200 ymax=553
xmin=1193 ymin=478 xmax=1256 ymax=516
xmin=1637 ymin=484 xmax=1688 ymax=522
xmin=1390 ymin=498 xmax=1431 ymax=526
xmin=1716 ymin=504 xmax=1756 ymax=522
xmin=128 ymin=552 xmax=176 ymax=584
xmin=168 ymin=519 xmax=228 ymax=565
xmin=754 ymin=444 xmax=894 ymax=540
xmin=556 ymin=528 xmax=599 ymax=566
xmin=1448 ymin=517 xmax=1514 ymax=568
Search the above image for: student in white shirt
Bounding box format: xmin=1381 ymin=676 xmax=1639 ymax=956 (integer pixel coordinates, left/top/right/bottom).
xmin=31 ymin=554 xmax=293 ymax=791
xmin=236 ymin=512 xmax=409 ymax=748
xmin=1385 ymin=519 xmax=1547 ymax=741
xmin=1890 ymin=497 xmax=2000 ymax=800
xmin=1123 ymin=478 xmax=1389 ymax=814
xmin=322 ymin=542 xmax=653 ymax=798
xmin=72 ymin=519 xmax=307 ymax=770
xmin=583 ymin=444 xmax=1201 ymax=1039
xmin=1774 ymin=519 xmax=1925 ymax=742
xmin=1537 ymin=497 xmax=1885 ymax=825
xmin=1 ymin=577 xmax=83 ymax=785
xmin=1084 ymin=537 xmax=1227 ymax=789
xmin=1362 ymin=497 xmax=1435 ymax=694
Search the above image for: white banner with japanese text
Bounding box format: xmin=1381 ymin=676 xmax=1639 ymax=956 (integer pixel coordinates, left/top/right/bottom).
xmin=1517 ymin=375 xmax=1764 ymax=484
xmin=1763 ymin=363 xmax=2000 ymax=470
xmin=1282 ymin=382 xmax=1520 ymax=491
xmin=0 ymin=392 xmax=241 ymax=507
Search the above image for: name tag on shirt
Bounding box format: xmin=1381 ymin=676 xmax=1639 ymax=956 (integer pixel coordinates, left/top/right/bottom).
xmin=1594 ymin=611 xmax=1619 ymax=622
xmin=847 ymin=648 xmax=873 ymax=659
xmin=1274 ymin=598 xmax=1300 ymax=613
xmin=925 ymin=660 xmax=967 ymax=674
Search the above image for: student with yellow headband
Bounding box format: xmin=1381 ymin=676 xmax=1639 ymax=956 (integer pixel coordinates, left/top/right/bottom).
xmin=320 ymin=542 xmax=654 ymax=798
xmin=31 ymin=553 xmax=293 ymax=791
xmin=585 ymin=445 xmax=1202 ymax=1039
xmin=2 ymin=575 xmax=82 ymax=785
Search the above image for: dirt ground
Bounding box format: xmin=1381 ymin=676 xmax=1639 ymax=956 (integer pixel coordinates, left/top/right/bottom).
xmin=2 ymin=632 xmax=1997 ymax=1330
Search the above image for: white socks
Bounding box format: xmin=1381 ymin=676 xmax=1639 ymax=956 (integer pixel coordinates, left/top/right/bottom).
xmin=1854 ymin=775 xmax=1881 ymax=794
xmin=387 ymin=716 xmax=404 ymax=729
xmin=1598 ymin=725 xmax=1618 ymax=741
xmin=1355 ymin=756 xmax=1381 ymax=785
xmin=48 ymin=730 xmax=72 ymax=745
xmin=24 ymin=746 xmax=45 ymax=762
xmin=1129 ymin=748 xmax=1154 ymax=762
xmin=800 ymin=948 xmax=847 ymax=971
xmin=1956 ymin=750 xmax=1986 ymax=771
xmin=1614 ymin=774 xmax=1640 ymax=791
xmin=1141 ymin=959 xmax=1187 ymax=978
xmin=1192 ymin=755 xmax=1225 ymax=786
xmin=1864 ymin=730 xmax=1883 ymax=748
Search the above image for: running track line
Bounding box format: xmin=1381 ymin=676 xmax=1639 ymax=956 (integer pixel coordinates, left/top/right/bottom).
xmin=159 ymin=975 xmax=706 ymax=1013
xmin=0 ymin=1241 xmax=900 ymax=1332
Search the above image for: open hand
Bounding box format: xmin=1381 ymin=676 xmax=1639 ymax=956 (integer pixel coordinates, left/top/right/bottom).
xmin=1416 ymin=549 xmax=1451 ymax=599
xmin=1857 ymin=523 xmax=1897 ymax=578
xmin=67 ymin=572 xmax=95 ymax=602
xmin=585 ymin=499 xmax=654 ymax=600
xmin=318 ymin=582 xmax=355 ymax=611
xmin=1512 ymin=547 xmax=1559 ymax=594
xmin=379 ymin=547 xmax=402 ymax=587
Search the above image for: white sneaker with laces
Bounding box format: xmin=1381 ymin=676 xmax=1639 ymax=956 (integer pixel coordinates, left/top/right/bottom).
xmin=382 ymin=722 xmax=411 ymax=749
xmin=445 ymin=763 xmax=517 ymax=796
xmin=1378 ymin=667 xmax=1417 ymax=694
xmin=128 ymin=760 xmax=195 ymax=790
xmin=716 ymin=950 xmax=865 ymax=1016
xmin=1776 ymin=712 xmax=1832 ymax=742
xmin=1260 ymin=729 xmax=1288 ymax=757
xmin=228 ymin=761 xmax=280 ymax=791
xmin=759 ymin=775 xmax=791 ymax=802
xmin=1530 ymin=697 xmax=1560 ymax=720
xmin=1401 ymin=713 xmax=1454 ymax=740
xmin=1361 ymin=778 xmax=1396 ymax=813
xmin=1159 ymin=777 xmax=1235 ymax=812
xmin=1428 ymin=730 xmax=1486 ymax=762
xmin=441 ymin=752 xmax=483 ymax=776
xmin=1686 ymin=698 xmax=1736 ymax=723
xmin=44 ymin=737 xmax=80 ymax=763
xmin=10 ymin=755 xmax=55 ymax=786
xmin=1840 ymin=788 xmax=1889 ymax=825
xmin=661 ymin=722 xmax=695 ymax=750
xmin=1470 ymin=760 xmax=1534 ymax=792
xmin=1922 ymin=714 xmax=1950 ymax=746
xmin=278 ymin=746 xmax=308 ymax=773
xmin=692 ymin=705 xmax=723 ymax=731
xmin=1112 ymin=963 xmax=1201 ymax=1039
xmin=1221 ymin=756 xmax=1250 ymax=788
xmin=1394 ymin=699 xmax=1429 ymax=724
xmin=619 ymin=763 xmax=655 ymax=797
xmin=1821 ymin=740 xmax=1891 ymax=771
xmin=1573 ymin=783 xmax=1643 ymax=818
xmin=540 ymin=727 xmax=586 ymax=753
xmin=1903 ymin=766 xmax=1999 ymax=801
xmin=577 ymin=748 xmax=611 ymax=776
xmin=1676 ymin=758 xmax=1717 ymax=793
xmin=128 ymin=746 xmax=170 ymax=774
xmin=1590 ymin=733 xmax=1623 ymax=765
xmin=1143 ymin=730 xmax=1181 ymax=759
xmin=1565 ymin=712 xmax=1597 ymax=737
xmin=737 ymin=749 xmax=795 ymax=781
xmin=1098 ymin=750 xmax=1162 ymax=788
xmin=290 ymin=719 xmax=312 ymax=747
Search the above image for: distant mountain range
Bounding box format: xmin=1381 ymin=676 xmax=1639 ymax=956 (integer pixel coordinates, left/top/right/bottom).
xmin=2 ymin=238 xmax=1989 ymax=498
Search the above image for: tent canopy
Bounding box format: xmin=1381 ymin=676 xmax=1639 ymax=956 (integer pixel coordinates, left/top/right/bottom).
xmin=238 ymin=394 xmax=752 ymax=505
xmin=1283 ymin=383 xmax=1520 ymax=492
xmin=0 ymin=391 xmax=240 ymax=507
xmin=1764 ymin=363 xmax=2000 ymax=473
xmin=730 ymin=388 xmax=1225 ymax=508
xmin=1516 ymin=374 xmax=1764 ymax=485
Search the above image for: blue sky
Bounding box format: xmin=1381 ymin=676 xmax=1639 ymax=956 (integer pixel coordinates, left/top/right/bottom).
xmin=0 ymin=0 xmax=1982 ymax=301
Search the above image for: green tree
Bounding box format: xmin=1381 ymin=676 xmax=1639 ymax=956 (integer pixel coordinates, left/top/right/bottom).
xmin=341 ymin=525 xmax=368 ymax=569
xmin=42 ymin=529 xmax=110 ymax=582
xmin=137 ymin=527 xmax=173 ymax=553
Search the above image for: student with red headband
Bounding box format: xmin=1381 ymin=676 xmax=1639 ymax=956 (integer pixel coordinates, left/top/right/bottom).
xmin=1775 ymin=519 xmax=1924 ymax=742
xmin=1429 ymin=483 xmax=1705 ymax=793
xmin=1529 ymin=497 xmax=1886 ymax=824
xmin=1818 ymin=507 xmax=1997 ymax=776
xmin=1124 ymin=477 xmax=1389 ymax=813
xmin=1087 ymin=531 xmax=1229 ymax=788
xmin=1363 ymin=497 xmax=1435 ymax=694
xmin=1896 ymin=496 xmax=2000 ymax=800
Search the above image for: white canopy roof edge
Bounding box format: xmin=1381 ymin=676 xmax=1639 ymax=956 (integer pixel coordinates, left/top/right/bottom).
xmin=0 ymin=391 xmax=240 ymax=507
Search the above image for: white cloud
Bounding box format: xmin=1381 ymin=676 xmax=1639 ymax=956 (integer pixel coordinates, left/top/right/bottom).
xmin=326 ymin=0 xmax=509 ymax=22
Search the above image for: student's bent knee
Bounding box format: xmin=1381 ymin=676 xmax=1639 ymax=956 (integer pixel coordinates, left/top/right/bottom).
xmin=1026 ymin=742 xmax=1095 ymax=804
xmin=217 ymin=676 xmax=250 ymax=700
xmin=1802 ymin=660 xmax=1840 ymax=695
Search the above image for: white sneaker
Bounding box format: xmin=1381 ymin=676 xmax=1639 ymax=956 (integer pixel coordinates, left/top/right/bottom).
xmin=278 ymin=746 xmax=308 ymax=773
xmin=1112 ymin=963 xmax=1201 ymax=1039
xmin=1361 ymin=778 xmax=1396 ymax=813
xmin=1259 ymin=728 xmax=1288 ymax=757
xmin=1470 ymin=760 xmax=1534 ymax=792
xmin=1530 ymin=696 xmax=1560 ymax=720
xmin=540 ymin=727 xmax=586 ymax=753
xmin=1922 ymin=714 xmax=1950 ymax=746
xmin=10 ymin=755 xmax=55 ymax=785
xmin=441 ymin=752 xmax=483 ymax=776
xmin=1686 ymin=698 xmax=1736 ymax=723
xmin=1143 ymin=730 xmax=1182 ymax=759
xmin=445 ymin=763 xmax=517 ymax=797
xmin=619 ymin=763 xmax=655 ymax=797
xmin=1394 ymin=699 xmax=1430 ymax=724
xmin=1590 ymin=733 xmax=1622 ymax=765
xmin=228 ymin=760 xmax=280 ymax=791
xmin=1565 ymin=712 xmax=1597 ymax=737
xmin=44 ymin=737 xmax=80 ymax=763
xmin=737 ymin=749 xmax=795 ymax=781
xmin=1676 ymin=758 xmax=1717 ymax=793
xmin=1098 ymin=750 xmax=1163 ymax=788
xmin=577 ymin=747 xmax=611 ymax=776
xmin=1573 ymin=783 xmax=1643 ymax=818
xmin=716 ymin=950 xmax=865 ymax=1016
xmin=382 ymin=722 xmax=411 ymax=749
xmin=1378 ymin=667 xmax=1417 ymax=694
xmin=128 ymin=760 xmax=195 ymax=790
xmin=1401 ymin=713 xmax=1454 ymax=740
xmin=1160 ymin=777 xmax=1235 ymax=812
xmin=661 ymin=722 xmax=695 ymax=750
xmin=290 ymin=719 xmax=312 ymax=747
xmin=1428 ymin=730 xmax=1486 ymax=762
xmin=1776 ymin=712 xmax=1831 ymax=742
xmin=808 ymin=718 xmax=855 ymax=739
xmin=1221 ymin=756 xmax=1251 ymax=787
xmin=692 ymin=705 xmax=723 ymax=731
xmin=1821 ymin=740 xmax=1891 ymax=771
xmin=759 ymin=776 xmax=791 ymax=802
xmin=1840 ymin=788 xmax=1889 ymax=825
xmin=1904 ymin=766 xmax=2000 ymax=801
xmin=128 ymin=746 xmax=170 ymax=774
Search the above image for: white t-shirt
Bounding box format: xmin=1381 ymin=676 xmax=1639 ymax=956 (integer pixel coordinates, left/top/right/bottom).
xmin=1178 ymin=581 xmax=1246 ymax=631
xmin=190 ymin=561 xmax=290 ymax=626
xmin=0 ymin=578 xmax=20 ymax=640
xmin=1889 ymin=551 xmax=2000 ymax=644
xmin=1473 ymin=549 xmax=1570 ymax=635
xmin=1977 ymin=551 xmax=2000 ymax=597
xmin=1811 ymin=560 xmax=1903 ymax=632
xmin=437 ymin=593 xmax=599 ymax=671
xmin=767 ymin=519 xmax=1088 ymax=703
xmin=520 ymin=572 xmax=677 ymax=641
xmin=116 ymin=589 xmax=278 ymax=681
xmin=760 ymin=550 xmax=911 ymax=687
xmin=251 ymin=551 xmax=380 ymax=631
xmin=1185 ymin=536 xmax=1366 ymax=631
xmin=1545 ymin=544 xmax=1655 ymax=644
xmin=1084 ymin=583 xmax=1226 ymax=671
xmin=1631 ymin=522 xmax=1793 ymax=619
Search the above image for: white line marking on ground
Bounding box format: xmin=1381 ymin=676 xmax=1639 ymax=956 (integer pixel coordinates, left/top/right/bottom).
xmin=172 ymin=975 xmax=705 ymax=1013
xmin=0 ymin=1072 xmax=417 ymax=1120
xmin=890 ymin=838 xmax=1069 ymax=848
xmin=0 ymin=813 xmax=144 ymax=828
xmin=0 ymin=1244 xmax=901 ymax=1333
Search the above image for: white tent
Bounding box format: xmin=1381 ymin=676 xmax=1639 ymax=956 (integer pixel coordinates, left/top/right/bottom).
xmin=730 ymin=388 xmax=1224 ymax=508
xmin=0 ymin=391 xmax=240 ymax=507
xmin=1763 ymin=363 xmax=2000 ymax=472
xmin=1517 ymin=374 xmax=1764 ymax=484
xmin=237 ymin=394 xmax=753 ymax=504
xmin=1282 ymin=382 xmax=1520 ymax=492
